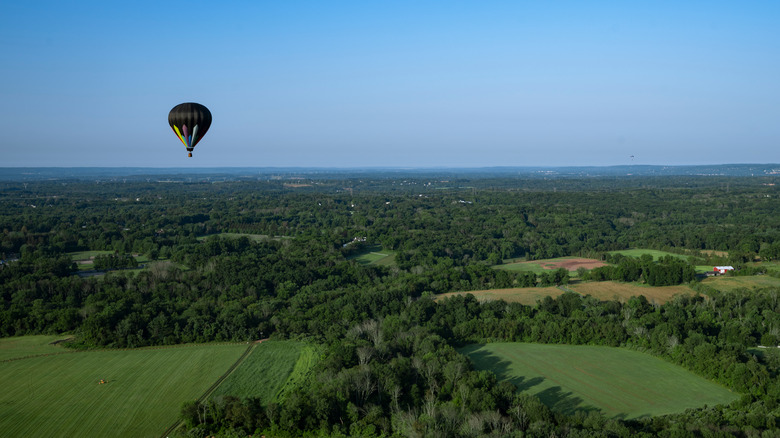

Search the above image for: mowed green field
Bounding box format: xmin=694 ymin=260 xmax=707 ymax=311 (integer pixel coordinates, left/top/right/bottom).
xmin=348 ymin=244 xmax=397 ymax=267
xmin=0 ymin=335 xmax=72 ymax=361
xmin=212 ymin=340 xmax=319 ymax=405
xmin=0 ymin=342 xmax=247 ymax=437
xmin=461 ymin=343 xmax=739 ymax=419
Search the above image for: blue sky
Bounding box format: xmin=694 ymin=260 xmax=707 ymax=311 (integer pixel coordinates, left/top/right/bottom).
xmin=1 ymin=1 xmax=778 ymax=167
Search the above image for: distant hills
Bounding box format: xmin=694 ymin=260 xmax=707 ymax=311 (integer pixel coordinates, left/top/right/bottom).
xmin=1 ymin=164 xmax=779 ymax=181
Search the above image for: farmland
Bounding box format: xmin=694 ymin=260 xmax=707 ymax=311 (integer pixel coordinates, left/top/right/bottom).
xmin=435 ymin=286 xmax=565 ymax=306
xmin=211 ymin=340 xmax=319 ymax=404
xmin=460 ymin=343 xmax=739 ymax=419
xmin=436 ymin=281 xmax=696 ymax=306
xmin=0 ymin=341 xmax=247 ymax=437
xmin=0 ymin=334 xmax=72 ymax=361
xmin=700 ymin=274 xmax=780 ymax=292
xmin=568 ymin=281 xmax=695 ymax=304
xmin=497 ymin=257 xmax=606 ymax=274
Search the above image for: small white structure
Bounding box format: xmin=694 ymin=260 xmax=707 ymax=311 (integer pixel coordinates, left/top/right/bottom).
xmin=714 ymin=266 xmax=735 ymax=274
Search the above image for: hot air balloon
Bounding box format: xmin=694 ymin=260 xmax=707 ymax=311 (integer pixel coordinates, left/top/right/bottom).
xmin=168 ymin=103 xmax=212 ymax=157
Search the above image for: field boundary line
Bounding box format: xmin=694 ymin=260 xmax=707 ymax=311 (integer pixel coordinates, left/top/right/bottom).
xmin=557 ymin=285 xmax=581 ymax=295
xmin=0 ymin=350 xmax=82 ymax=363
xmin=160 ymin=339 xmax=266 ymax=438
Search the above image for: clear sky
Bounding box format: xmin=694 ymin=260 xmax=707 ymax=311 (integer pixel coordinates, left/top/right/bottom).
xmin=1 ymin=1 xmax=779 ymax=168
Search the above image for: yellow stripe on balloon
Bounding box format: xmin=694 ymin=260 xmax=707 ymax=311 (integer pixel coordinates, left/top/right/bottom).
xmin=173 ymin=126 xmax=188 ymax=146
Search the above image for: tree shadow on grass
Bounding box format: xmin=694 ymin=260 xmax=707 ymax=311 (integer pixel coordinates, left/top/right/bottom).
xmin=462 ymin=345 xmax=602 ymax=417
xmin=535 ymin=386 xmax=598 ymax=417
xmin=461 ymin=346 xmax=546 ymax=392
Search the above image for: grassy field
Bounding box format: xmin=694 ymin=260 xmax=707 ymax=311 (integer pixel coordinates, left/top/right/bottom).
xmin=68 ymin=251 xmax=154 ymax=274
xmin=68 ymin=250 xmax=113 ymax=271
xmin=701 ymin=275 xmax=780 ymax=292
xmin=435 ymin=287 xmax=565 ymax=306
xmin=348 ymin=244 xmax=397 ymax=267
xmin=0 ymin=335 xmax=73 ymax=361
xmin=569 ymin=281 xmax=695 ymax=304
xmin=608 ymin=249 xmax=693 ymax=261
xmin=0 ymin=341 xmax=248 ymax=437
xmin=211 ymin=340 xmax=319 ymax=405
xmin=496 ymin=257 xmax=606 ymax=275
xmin=436 ymin=281 xmax=695 ymax=306
xmin=460 ymin=343 xmax=739 ymax=419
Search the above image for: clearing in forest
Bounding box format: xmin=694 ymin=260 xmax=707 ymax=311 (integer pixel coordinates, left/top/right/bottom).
xmin=0 ymin=340 xmax=247 ymax=437
xmin=211 ymin=340 xmax=319 ymax=405
xmin=347 ymin=244 xmax=397 ymax=267
xmin=435 ymin=287 xmax=565 ymax=306
xmin=460 ymin=342 xmax=739 ymax=419
xmin=497 ymin=257 xmax=606 ymax=274
xmin=569 ymin=281 xmax=696 ymax=304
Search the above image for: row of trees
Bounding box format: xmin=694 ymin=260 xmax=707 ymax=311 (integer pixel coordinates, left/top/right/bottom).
xmin=584 ymin=254 xmax=697 ymax=286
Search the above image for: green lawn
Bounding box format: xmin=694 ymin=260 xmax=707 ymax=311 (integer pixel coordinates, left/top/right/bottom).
xmin=211 ymin=340 xmax=319 ymax=405
xmin=347 ymin=244 xmax=397 ymax=267
xmin=460 ymin=343 xmax=739 ymax=419
xmin=0 ymin=342 xmax=248 ymax=437
xmin=495 ymin=260 xmax=552 ymax=274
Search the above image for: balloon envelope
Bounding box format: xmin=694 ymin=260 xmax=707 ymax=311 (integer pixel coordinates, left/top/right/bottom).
xmin=168 ymin=103 xmax=212 ymax=157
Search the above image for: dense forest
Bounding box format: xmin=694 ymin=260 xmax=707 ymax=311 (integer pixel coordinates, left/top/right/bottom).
xmin=2 ymin=173 xmax=780 ymax=436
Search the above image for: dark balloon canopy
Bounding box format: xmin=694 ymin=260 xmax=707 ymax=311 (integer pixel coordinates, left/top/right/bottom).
xmin=168 ymin=103 xmax=212 ymax=157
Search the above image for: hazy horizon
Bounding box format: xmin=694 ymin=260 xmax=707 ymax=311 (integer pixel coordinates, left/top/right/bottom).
xmin=2 ymin=2 xmax=779 ymax=168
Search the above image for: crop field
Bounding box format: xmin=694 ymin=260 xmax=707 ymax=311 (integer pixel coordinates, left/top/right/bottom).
xmin=569 ymin=281 xmax=696 ymax=304
xmin=701 ymin=275 xmax=780 ymax=292
xmin=496 ymin=257 xmax=606 ymax=274
xmin=0 ymin=341 xmax=247 ymax=437
xmin=348 ymin=244 xmax=397 ymax=266
xmin=0 ymin=335 xmax=72 ymax=361
xmin=435 ymin=287 xmax=565 ymax=306
xmin=211 ymin=340 xmax=319 ymax=404
xmin=460 ymin=343 xmax=739 ymax=419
